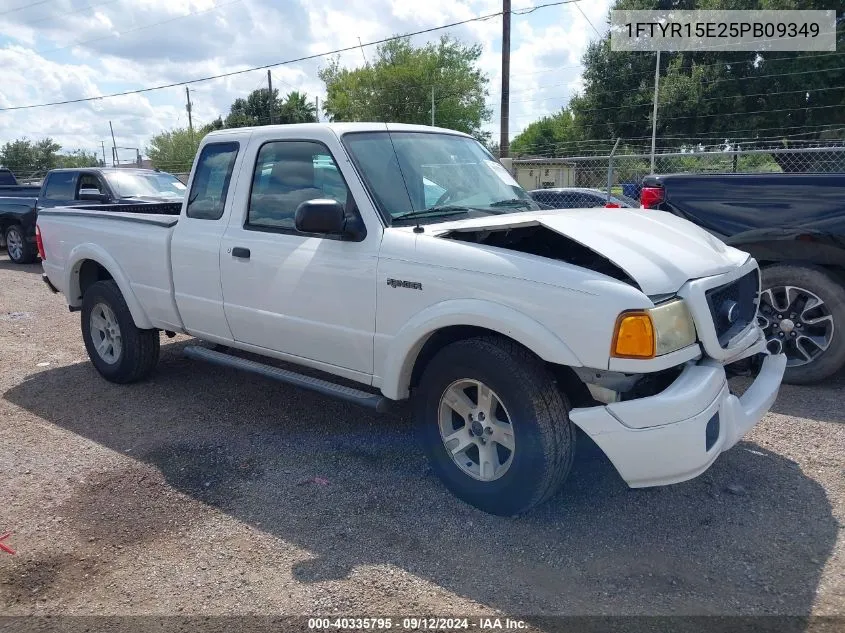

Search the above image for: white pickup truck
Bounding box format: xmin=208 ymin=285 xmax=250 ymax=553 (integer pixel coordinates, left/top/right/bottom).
xmin=38 ymin=123 xmax=787 ymax=515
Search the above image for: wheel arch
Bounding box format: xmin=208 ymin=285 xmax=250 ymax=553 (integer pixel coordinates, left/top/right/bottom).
xmin=66 ymin=245 xmax=154 ymax=329
xmin=379 ymin=299 xmax=583 ymax=400
xmin=736 ymin=239 xmax=845 ymax=271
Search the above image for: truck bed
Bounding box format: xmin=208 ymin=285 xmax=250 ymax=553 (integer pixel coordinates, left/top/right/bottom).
xmin=0 ymin=185 xmax=41 ymax=198
xmin=641 ymin=173 xmax=845 ymax=239
xmin=38 ymin=207 xmax=182 ymax=331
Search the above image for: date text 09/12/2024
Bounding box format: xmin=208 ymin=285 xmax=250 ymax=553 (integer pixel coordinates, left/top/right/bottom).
xmin=307 ymin=617 xmax=528 ymax=630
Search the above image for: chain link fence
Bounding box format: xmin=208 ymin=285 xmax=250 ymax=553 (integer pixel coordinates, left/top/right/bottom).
xmin=514 ymin=145 xmax=845 ymax=208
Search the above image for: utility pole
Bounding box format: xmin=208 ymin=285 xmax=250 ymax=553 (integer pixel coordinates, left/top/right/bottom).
xmin=315 ymin=96 xmax=320 ymax=122
xmin=357 ymin=37 xmax=368 ymax=64
xmin=500 ymin=0 xmax=511 ymax=158
xmin=649 ymin=50 xmax=660 ymax=174
xmin=431 ymin=86 xmax=435 ymax=126
xmin=185 ymin=86 xmax=194 ymax=143
xmin=109 ymin=121 xmax=117 ymax=167
xmin=267 ymin=70 xmax=274 ymax=125
xmin=100 ymin=141 xmax=106 ymax=167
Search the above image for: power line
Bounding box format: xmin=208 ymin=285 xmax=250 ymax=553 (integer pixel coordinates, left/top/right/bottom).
xmin=11 ymin=0 xmax=121 ymax=27
xmin=504 ymin=124 xmax=845 ymax=154
xmin=482 ymin=84 xmax=845 ymax=111
xmin=573 ymin=1 xmax=601 ymax=39
xmin=0 ymin=0 xmax=579 ymax=112
xmin=482 ymin=62 xmax=845 ymax=107
xmin=0 ymin=0 xmax=53 ymax=16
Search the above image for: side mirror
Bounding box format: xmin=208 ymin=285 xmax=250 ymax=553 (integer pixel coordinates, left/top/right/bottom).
xmin=295 ymin=199 xmax=346 ymax=235
xmin=79 ymin=188 xmax=107 ymax=202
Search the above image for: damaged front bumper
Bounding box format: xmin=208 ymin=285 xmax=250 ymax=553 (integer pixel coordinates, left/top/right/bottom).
xmin=569 ymin=337 xmax=787 ymax=488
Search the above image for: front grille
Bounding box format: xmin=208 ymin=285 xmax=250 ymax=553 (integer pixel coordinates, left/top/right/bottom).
xmin=705 ymin=270 xmax=759 ymax=347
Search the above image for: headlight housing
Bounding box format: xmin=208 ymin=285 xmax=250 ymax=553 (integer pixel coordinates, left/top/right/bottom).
xmin=612 ymin=299 xmax=697 ymax=358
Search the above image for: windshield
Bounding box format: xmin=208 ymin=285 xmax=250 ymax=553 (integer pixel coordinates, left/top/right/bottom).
xmin=342 ymin=131 xmax=540 ymax=224
xmin=105 ymin=171 xmax=187 ymax=199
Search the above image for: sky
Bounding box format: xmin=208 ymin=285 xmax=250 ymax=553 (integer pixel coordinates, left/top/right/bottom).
xmin=0 ymin=0 xmax=612 ymax=161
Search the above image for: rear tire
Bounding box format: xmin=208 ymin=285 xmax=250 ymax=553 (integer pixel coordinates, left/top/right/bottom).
xmin=81 ymin=280 xmax=160 ymax=383
xmin=415 ymin=336 xmax=575 ymax=516
xmin=760 ymin=264 xmax=845 ymax=385
xmin=5 ymin=224 xmax=36 ymax=264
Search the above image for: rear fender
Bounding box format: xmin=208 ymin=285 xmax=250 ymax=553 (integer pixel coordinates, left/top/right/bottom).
xmin=65 ymin=244 xmax=154 ymax=330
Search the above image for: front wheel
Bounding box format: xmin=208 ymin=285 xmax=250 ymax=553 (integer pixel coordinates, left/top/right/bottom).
xmin=415 ymin=336 xmax=575 ymax=516
xmin=81 ymin=280 xmax=160 ymax=383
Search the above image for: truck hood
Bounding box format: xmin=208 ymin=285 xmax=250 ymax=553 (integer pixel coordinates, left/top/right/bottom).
xmin=428 ymin=208 xmax=749 ymax=295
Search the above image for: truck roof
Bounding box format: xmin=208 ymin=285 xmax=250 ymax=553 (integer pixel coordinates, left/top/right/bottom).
xmin=47 ymin=167 xmax=172 ymax=175
xmin=204 ymin=122 xmax=472 ymax=139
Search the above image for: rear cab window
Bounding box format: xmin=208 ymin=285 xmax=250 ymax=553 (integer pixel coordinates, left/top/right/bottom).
xmin=0 ymin=169 xmax=17 ymax=185
xmin=186 ymin=142 xmax=239 ymax=220
xmin=43 ymin=172 xmax=77 ymax=200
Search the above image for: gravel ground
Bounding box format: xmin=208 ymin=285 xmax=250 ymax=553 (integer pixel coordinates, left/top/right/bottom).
xmin=0 ymin=255 xmax=843 ymax=626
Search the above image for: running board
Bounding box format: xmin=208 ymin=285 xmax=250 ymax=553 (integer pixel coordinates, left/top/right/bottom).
xmin=183 ymin=345 xmax=391 ymax=412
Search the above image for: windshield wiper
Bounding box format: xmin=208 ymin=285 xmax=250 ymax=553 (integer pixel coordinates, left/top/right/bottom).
xmin=392 ymin=206 xmax=479 ymax=222
xmin=488 ymin=198 xmax=535 ymax=209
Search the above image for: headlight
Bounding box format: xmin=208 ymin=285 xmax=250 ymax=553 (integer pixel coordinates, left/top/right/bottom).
xmin=612 ymin=299 xmax=697 ymax=358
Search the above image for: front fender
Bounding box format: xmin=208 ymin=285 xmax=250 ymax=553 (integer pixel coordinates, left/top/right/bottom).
xmin=65 ymin=243 xmax=154 ymax=330
xmin=379 ymin=298 xmax=583 ymax=400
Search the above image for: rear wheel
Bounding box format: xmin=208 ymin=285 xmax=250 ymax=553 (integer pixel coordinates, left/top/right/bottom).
xmin=415 ymin=336 xmax=575 ymax=515
xmin=5 ymin=224 xmax=36 ymax=264
xmin=81 ymin=280 xmax=160 ymax=383
xmin=759 ymin=264 xmax=845 ymax=384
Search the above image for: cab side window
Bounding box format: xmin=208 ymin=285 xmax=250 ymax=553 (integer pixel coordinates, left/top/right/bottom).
xmin=247 ymin=141 xmax=351 ymax=231
xmin=76 ymin=174 xmax=106 ymax=198
xmin=186 ymin=142 xmax=239 ymax=220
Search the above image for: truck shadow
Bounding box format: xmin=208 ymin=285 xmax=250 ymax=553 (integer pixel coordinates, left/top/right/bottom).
xmin=3 ymin=341 xmax=838 ymax=619
xmin=764 ymin=369 xmax=845 ymax=425
xmin=0 ymin=255 xmax=41 ymax=274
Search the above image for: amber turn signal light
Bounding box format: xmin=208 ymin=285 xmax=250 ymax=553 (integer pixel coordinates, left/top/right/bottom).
xmin=612 ymin=312 xmax=655 ymax=358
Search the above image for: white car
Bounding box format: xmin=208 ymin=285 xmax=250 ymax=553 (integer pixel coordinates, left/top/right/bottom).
xmin=37 ymin=123 xmax=786 ymax=515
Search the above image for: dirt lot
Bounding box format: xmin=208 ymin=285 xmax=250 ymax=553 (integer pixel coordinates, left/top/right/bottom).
xmin=1 ymin=255 xmax=843 ymax=626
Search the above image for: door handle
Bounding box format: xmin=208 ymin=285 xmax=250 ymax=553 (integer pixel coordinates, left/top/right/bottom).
xmin=231 ymin=247 xmax=251 ymax=259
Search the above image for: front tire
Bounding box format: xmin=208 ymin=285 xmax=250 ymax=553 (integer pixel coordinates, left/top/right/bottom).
xmin=5 ymin=224 xmax=36 ymax=264
xmin=81 ymin=280 xmax=160 ymax=383
xmin=759 ymin=264 xmax=845 ymax=385
xmin=415 ymin=336 xmax=575 ymax=516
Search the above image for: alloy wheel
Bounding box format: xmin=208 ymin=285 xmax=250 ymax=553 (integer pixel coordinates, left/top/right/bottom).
xmin=89 ymin=302 xmax=123 ymax=364
xmin=438 ymin=379 xmax=515 ymax=482
xmin=6 ymin=228 xmax=23 ymax=261
xmin=758 ymin=285 xmax=834 ymax=367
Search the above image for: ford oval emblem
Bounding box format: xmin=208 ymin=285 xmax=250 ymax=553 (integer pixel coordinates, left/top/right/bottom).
xmin=721 ymin=300 xmax=739 ymax=324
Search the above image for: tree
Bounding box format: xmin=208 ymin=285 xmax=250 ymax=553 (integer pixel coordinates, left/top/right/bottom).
xmin=567 ymin=0 xmax=845 ymax=169
xmin=510 ymin=109 xmax=579 ymax=157
xmin=280 ymin=91 xmax=317 ymax=124
xmin=224 ymin=88 xmax=318 ymax=128
xmin=319 ymin=35 xmax=492 ymax=140
xmin=0 ymin=138 xmax=60 ymax=174
xmin=201 ymin=116 xmax=225 ymax=133
xmin=145 ymin=128 xmax=200 ymax=173
xmin=0 ymin=137 xmax=102 ymax=175
xmin=56 ymin=149 xmax=101 ymax=168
